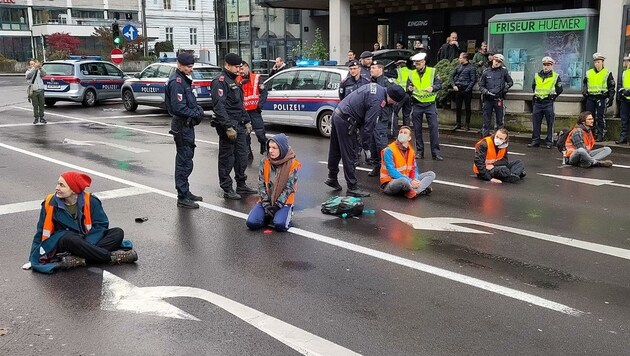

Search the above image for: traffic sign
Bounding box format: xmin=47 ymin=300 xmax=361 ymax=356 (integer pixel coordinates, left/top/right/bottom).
xmin=110 ymin=48 xmax=124 ymax=65
xmin=122 ymin=24 xmax=138 ymax=41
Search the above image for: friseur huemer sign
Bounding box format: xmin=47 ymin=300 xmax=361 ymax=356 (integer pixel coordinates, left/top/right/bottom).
xmin=490 ymin=17 xmax=586 ymax=34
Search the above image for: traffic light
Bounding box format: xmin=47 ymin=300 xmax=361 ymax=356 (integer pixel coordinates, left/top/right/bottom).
xmin=112 ymin=22 xmax=121 ymax=46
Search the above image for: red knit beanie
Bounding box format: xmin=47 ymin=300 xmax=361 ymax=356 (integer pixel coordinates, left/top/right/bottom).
xmin=60 ymin=171 xmax=92 ymax=193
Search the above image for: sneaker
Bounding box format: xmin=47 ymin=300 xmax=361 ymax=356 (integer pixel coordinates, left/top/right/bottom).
xmin=578 ymin=161 xmax=592 ymax=168
xmin=40 ymin=118 xmax=47 ymax=124
xmin=187 ymin=192 xmax=203 ymax=201
xmin=595 ymin=160 xmax=613 ymax=167
xmin=432 ymin=155 xmax=444 ymax=161
xmin=223 ymin=191 xmax=242 ymax=200
xmin=59 ymin=255 xmax=86 ymax=269
xmin=33 ymin=118 xmax=39 ymax=125
xmin=519 ymin=171 xmax=527 ymax=179
xmin=419 ymin=187 xmax=433 ymax=196
xmin=236 ymin=185 xmax=257 ymax=195
xmin=347 ymin=188 xmax=370 ymax=197
xmin=110 ymin=249 xmax=138 ymax=264
xmin=177 ymin=198 xmax=200 ymax=209
xmin=367 ymin=166 xmax=380 ymax=177
xmin=504 ymin=175 xmax=520 ymax=183
xmin=527 ymin=142 xmax=540 ymax=148
xmin=404 ymin=189 xmax=417 ymax=199
xmin=324 ymin=178 xmax=342 ymax=191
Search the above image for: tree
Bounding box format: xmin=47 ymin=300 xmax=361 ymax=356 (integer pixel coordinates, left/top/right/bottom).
xmin=291 ymin=28 xmax=328 ymax=62
xmin=154 ymin=41 xmax=174 ymax=55
xmin=46 ymin=32 xmax=81 ymax=60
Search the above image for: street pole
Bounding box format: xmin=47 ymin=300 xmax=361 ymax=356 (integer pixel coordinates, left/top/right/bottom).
xmin=142 ymin=0 xmax=148 ymax=57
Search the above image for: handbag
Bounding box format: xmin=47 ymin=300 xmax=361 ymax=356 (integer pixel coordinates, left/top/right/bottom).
xmin=27 ymin=69 xmax=37 ymax=99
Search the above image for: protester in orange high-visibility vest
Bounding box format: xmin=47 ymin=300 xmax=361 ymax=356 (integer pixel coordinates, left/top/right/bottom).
xmin=563 ymin=111 xmax=613 ymax=168
xmin=239 ymin=61 xmax=268 ymax=159
xmin=379 ymin=126 xmax=435 ymax=199
xmin=24 ymin=171 xmax=137 ymax=274
xmin=246 ymin=134 xmax=301 ymax=232
xmin=473 ymin=128 xmax=526 ymax=183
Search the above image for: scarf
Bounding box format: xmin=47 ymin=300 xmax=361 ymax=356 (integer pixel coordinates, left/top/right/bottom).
xmin=268 ymin=147 xmax=296 ymax=205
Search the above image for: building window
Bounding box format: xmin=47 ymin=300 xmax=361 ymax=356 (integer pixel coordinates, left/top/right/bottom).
xmin=164 ymin=0 xmax=171 ymax=10
xmin=188 ymin=0 xmax=196 ymax=11
xmin=165 ymin=27 xmax=173 ymax=43
xmin=190 ymin=28 xmax=197 ymax=45
xmin=0 ymin=8 xmax=28 ymax=30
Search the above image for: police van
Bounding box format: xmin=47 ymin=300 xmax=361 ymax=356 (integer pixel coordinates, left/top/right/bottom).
xmin=121 ymin=62 xmax=221 ymax=112
xmin=262 ymin=64 xmax=348 ymax=137
xmin=42 ymin=56 xmax=128 ymax=107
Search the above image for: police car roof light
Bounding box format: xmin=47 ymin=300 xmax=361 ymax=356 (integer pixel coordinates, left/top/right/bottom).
xmin=296 ymin=59 xmax=320 ymax=67
xmin=322 ymin=60 xmax=338 ymax=66
xmin=67 ymin=55 xmax=103 ymax=61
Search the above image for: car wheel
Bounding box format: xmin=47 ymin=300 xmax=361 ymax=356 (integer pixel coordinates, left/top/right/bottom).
xmin=317 ymin=110 xmax=333 ymax=138
xmin=122 ymin=90 xmax=138 ymax=112
xmin=82 ymin=89 xmax=97 ymax=107
xmin=44 ymin=99 xmax=56 ymax=107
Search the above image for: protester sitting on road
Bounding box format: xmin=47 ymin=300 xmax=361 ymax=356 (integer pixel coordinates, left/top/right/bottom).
xmin=564 ymin=111 xmax=613 ymax=168
xmin=473 ymin=128 xmax=526 ymax=184
xmin=246 ymin=134 xmax=301 ymax=232
xmin=25 ymin=171 xmax=137 ymax=273
xmin=380 ymin=126 xmax=435 ymax=199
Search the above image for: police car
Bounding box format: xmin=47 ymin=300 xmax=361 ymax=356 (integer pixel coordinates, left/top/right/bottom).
xmin=262 ymin=64 xmax=348 ymax=137
xmin=42 ymin=56 xmax=128 ymax=107
xmin=121 ymin=62 xmax=221 ymax=112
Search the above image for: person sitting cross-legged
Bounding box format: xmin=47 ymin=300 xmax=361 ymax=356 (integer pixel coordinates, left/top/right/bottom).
xmin=246 ymin=134 xmax=301 ymax=232
xmin=564 ymin=111 xmax=613 ymax=168
xmin=473 ymin=128 xmax=526 ymax=184
xmin=380 ymin=126 xmax=435 ymax=199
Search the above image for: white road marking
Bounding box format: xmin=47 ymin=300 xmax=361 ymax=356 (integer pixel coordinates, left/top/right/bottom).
xmin=63 ymin=138 xmax=149 ymax=153
xmin=384 ymin=210 xmax=630 ymax=261
xmin=0 ymin=141 xmax=583 ymax=317
xmin=0 ymin=187 xmax=149 ymax=216
xmin=612 ymin=164 xmax=630 ymax=169
xmin=539 ymin=173 xmax=630 ymax=189
xmin=12 ymin=106 xmax=218 ymax=145
xmin=101 ymin=271 xmax=361 ymax=355
xmin=100 ymin=113 xmax=168 ymax=119
xmin=440 ymin=143 xmax=526 ymax=156
xmin=0 ymin=120 xmax=80 ymax=128
xmin=317 ymin=161 xmax=480 ymax=190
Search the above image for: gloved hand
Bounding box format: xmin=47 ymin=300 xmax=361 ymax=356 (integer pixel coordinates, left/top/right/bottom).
xmin=245 ymin=122 xmax=253 ymax=134
xmin=226 ymin=127 xmax=237 ymax=141
xmin=264 ymin=204 xmax=279 ymax=218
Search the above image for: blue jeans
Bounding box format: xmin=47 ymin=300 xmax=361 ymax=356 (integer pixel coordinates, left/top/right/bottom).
xmin=246 ymin=202 xmax=293 ymax=232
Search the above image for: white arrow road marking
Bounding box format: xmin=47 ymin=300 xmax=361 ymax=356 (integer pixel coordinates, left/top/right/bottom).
xmin=317 ymin=161 xmax=479 ymax=190
xmin=384 ymin=210 xmax=630 ymax=261
xmin=0 ymin=187 xmax=150 ymax=216
xmin=440 ymin=143 xmax=526 ymax=156
xmin=63 ymin=138 xmax=150 ymax=153
xmin=0 ymin=142 xmax=584 ymax=317
xmin=539 ymin=173 xmax=630 ymax=189
xmin=101 ymin=271 xmax=361 ymax=355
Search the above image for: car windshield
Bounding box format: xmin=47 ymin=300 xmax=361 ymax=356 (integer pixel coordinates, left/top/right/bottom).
xmin=42 ymin=63 xmax=74 ymax=76
xmin=192 ymin=67 xmax=221 ymax=80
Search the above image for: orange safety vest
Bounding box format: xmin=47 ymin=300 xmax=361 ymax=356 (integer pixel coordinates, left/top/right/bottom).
xmin=42 ymin=192 xmax=92 ymax=241
xmin=242 ymin=73 xmax=261 ymax=111
xmin=473 ymin=136 xmax=506 ymax=174
xmin=262 ymin=158 xmax=301 ymax=205
xmin=379 ymin=142 xmax=416 ymax=184
xmin=564 ymin=128 xmax=595 ymax=158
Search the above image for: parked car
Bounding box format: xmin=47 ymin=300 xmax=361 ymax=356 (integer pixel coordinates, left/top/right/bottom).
xmin=121 ymin=62 xmax=221 ymax=111
xmin=261 ymin=65 xmax=347 ymax=137
xmin=42 ymin=58 xmax=128 ymax=107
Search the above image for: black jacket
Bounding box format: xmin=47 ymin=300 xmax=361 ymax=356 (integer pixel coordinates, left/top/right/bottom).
xmin=438 ymin=43 xmax=461 ymax=61
xmin=165 ymin=69 xmax=204 ymax=122
xmin=451 ymin=62 xmax=477 ymax=92
xmin=479 ymin=66 xmax=513 ymax=100
xmin=211 ymin=68 xmax=249 ymax=129
xmin=474 ymin=138 xmax=510 ymax=181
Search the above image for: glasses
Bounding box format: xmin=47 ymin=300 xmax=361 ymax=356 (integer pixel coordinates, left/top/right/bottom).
xmin=543 ymin=63 xmax=552 ymax=66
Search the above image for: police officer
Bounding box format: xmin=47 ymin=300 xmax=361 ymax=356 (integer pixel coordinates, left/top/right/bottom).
xmin=479 ymin=53 xmax=513 ymax=138
xmin=239 ymin=61 xmax=268 ymax=157
xmin=393 ymin=59 xmax=412 ymax=134
xmin=529 ymin=56 xmax=563 ymax=149
xmin=359 ymin=51 xmax=373 ymax=81
xmin=339 ymin=60 xmax=370 ymax=100
xmin=583 ymin=52 xmax=616 ymax=142
xmin=407 ymin=52 xmax=444 ymax=161
xmin=367 ymin=60 xmax=397 ymax=177
xmin=325 ymin=84 xmax=406 ymax=197
xmin=211 ymin=53 xmax=257 ymax=200
xmin=165 ymin=52 xmax=206 ymax=209
xmin=616 ymin=54 xmax=630 ymax=145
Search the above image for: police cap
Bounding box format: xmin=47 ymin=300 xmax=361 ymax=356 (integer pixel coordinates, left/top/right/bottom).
xmin=387 ymin=85 xmax=406 ymax=103
xmin=370 ymin=60 xmax=384 ymax=67
xmin=624 ymin=53 xmax=630 ymax=61
xmin=593 ymin=52 xmax=606 ymax=61
xmin=347 ymin=60 xmax=360 ymax=67
xmin=360 ymin=51 xmax=373 ymax=59
xmin=411 ymin=52 xmax=427 ymax=61
xmin=493 ymin=53 xmax=505 ymax=63
xmin=177 ymin=52 xmax=195 ymax=66
xmin=224 ymin=53 xmax=243 ymax=66
xmin=541 ymin=56 xmax=555 ymax=64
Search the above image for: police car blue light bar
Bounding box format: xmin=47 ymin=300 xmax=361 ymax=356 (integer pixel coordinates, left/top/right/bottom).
xmin=296 ymin=59 xmax=320 ymax=67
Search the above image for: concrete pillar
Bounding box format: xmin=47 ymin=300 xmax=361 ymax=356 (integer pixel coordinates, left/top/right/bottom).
xmin=596 ymin=0 xmax=625 ymax=113
xmin=329 ymin=0 xmax=350 ymax=64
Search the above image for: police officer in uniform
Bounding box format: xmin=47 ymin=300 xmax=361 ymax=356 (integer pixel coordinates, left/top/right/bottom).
xmin=528 ymin=56 xmax=562 ymax=149
xmin=239 ymin=61 xmax=268 ymax=158
xmin=339 ymin=60 xmax=370 ymax=100
xmin=479 ymin=53 xmax=513 ymax=138
xmin=325 ymin=84 xmax=406 ymax=197
xmin=211 ymin=53 xmax=257 ymax=200
xmin=359 ymin=51 xmax=373 ymax=81
xmin=616 ymin=54 xmax=630 ymax=144
xmin=407 ymin=52 xmax=444 ymax=161
xmin=368 ymin=60 xmax=397 ymax=177
xmin=583 ymin=52 xmax=616 ymax=142
xmin=166 ymin=52 xmax=205 ymax=209
xmin=393 ymin=59 xmax=412 ymax=134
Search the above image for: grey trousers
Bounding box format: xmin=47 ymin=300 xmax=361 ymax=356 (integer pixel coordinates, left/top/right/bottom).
xmin=382 ymin=172 xmax=436 ymax=196
xmin=568 ymin=147 xmax=611 ymax=167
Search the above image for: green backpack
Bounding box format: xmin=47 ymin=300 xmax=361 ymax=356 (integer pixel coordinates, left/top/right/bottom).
xmin=321 ymin=196 xmax=365 ymax=218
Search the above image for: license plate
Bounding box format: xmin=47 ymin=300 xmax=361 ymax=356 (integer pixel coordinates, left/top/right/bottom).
xmin=47 ymin=84 xmax=60 ymax=89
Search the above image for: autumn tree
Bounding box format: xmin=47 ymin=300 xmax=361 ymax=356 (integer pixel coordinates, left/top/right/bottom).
xmin=46 ymin=32 xmax=81 ymax=60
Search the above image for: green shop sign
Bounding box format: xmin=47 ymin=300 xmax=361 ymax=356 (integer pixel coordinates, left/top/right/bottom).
xmin=490 ymin=17 xmax=586 ymax=34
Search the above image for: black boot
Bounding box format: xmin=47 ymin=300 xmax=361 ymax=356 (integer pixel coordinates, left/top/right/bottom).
xmin=367 ymin=166 xmax=380 ymax=177
xmin=177 ymin=198 xmax=199 ymax=209
xmin=187 ymin=192 xmax=203 ymax=201
xmin=59 ymin=255 xmax=86 ymax=269
xmin=236 ymin=185 xmax=257 ymax=195
xmin=110 ymin=250 xmax=138 ymax=264
xmin=347 ymin=187 xmax=370 ymax=197
xmin=324 ymin=178 xmax=342 ymax=191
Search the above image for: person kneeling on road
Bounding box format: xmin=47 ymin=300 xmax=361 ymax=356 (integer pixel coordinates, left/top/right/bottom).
xmin=24 ymin=171 xmax=137 ymax=273
xmin=564 ymin=111 xmax=613 ymax=168
xmin=380 ymin=126 xmax=435 ymax=198
xmin=246 ymin=134 xmax=301 ymax=232
xmin=473 ymin=128 xmax=526 ymax=184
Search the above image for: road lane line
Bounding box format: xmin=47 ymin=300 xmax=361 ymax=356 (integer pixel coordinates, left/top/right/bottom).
xmin=317 ymin=161 xmax=480 ymax=190
xmin=0 ymin=187 xmax=150 ymax=216
xmin=612 ymin=164 xmax=630 ymax=169
xmin=100 ymin=113 xmax=168 ymax=119
xmin=0 ymin=141 xmax=583 ymax=317
xmin=0 ymin=120 xmax=80 ymax=128
xmin=11 ymin=106 xmax=219 ymax=145
xmin=440 ymin=143 xmax=526 ymax=156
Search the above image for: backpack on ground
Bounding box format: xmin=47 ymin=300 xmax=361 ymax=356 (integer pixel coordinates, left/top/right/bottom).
xmin=555 ymin=127 xmax=572 ymax=153
xmin=321 ymin=196 xmax=364 ymax=217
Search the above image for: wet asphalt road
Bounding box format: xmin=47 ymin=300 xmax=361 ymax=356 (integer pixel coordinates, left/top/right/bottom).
xmin=1 ymin=84 xmax=630 ymax=355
